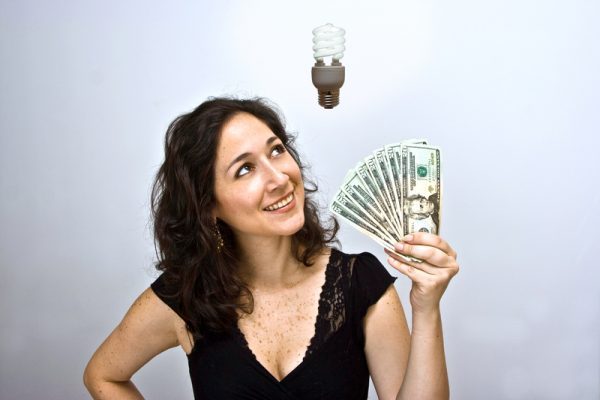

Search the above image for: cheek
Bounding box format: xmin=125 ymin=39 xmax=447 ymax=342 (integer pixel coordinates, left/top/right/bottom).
xmin=288 ymin=159 xmax=303 ymax=184
xmin=297 ymin=184 xmax=305 ymax=201
xmin=217 ymin=181 xmax=263 ymax=217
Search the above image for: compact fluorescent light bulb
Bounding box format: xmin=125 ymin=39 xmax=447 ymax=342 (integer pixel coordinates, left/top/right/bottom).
xmin=312 ymin=23 xmax=346 ymax=109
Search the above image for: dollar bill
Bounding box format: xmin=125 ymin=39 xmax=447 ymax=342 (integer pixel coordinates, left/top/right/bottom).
xmin=385 ymin=144 xmax=404 ymax=219
xmin=375 ymin=148 xmax=402 ymax=231
xmin=333 ymin=191 xmax=397 ymax=244
xmin=330 ymin=200 xmax=394 ymax=247
xmin=341 ymin=170 xmax=386 ymax=219
xmin=341 ymin=188 xmax=401 ymax=243
xmin=330 ymin=200 xmax=420 ymax=263
xmin=330 ymin=140 xmax=442 ymax=263
xmin=363 ymin=156 xmax=404 ymax=234
xmin=401 ymin=143 xmax=441 ymax=235
xmin=355 ymin=161 xmax=402 ymax=235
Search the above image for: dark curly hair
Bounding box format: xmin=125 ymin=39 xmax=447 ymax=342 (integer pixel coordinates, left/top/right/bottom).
xmin=151 ymin=97 xmax=339 ymax=339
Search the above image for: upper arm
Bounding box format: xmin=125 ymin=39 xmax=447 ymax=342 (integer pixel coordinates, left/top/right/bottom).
xmin=84 ymin=287 xmax=182 ymax=383
xmin=364 ymin=284 xmax=411 ymax=400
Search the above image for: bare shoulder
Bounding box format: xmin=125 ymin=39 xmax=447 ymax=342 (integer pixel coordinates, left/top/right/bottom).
xmin=128 ymin=287 xmax=192 ymax=353
xmin=108 ymin=287 xmax=183 ymax=355
xmin=129 ymin=287 xmax=178 ymax=324
xmin=364 ymin=285 xmax=407 ymax=332
xmin=84 ymin=288 xmax=186 ymax=384
xmin=363 ymin=285 xmax=411 ymax=399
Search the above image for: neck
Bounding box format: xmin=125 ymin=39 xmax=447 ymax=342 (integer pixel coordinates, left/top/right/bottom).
xmin=235 ymin=234 xmax=303 ymax=290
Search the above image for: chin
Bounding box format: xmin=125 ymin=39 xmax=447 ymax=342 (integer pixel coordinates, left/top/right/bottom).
xmin=270 ymin=212 xmax=305 ymax=237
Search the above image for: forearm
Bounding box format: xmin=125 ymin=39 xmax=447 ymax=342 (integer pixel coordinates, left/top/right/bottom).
xmin=84 ymin=378 xmax=144 ymax=400
xmin=396 ymin=308 xmax=449 ymax=400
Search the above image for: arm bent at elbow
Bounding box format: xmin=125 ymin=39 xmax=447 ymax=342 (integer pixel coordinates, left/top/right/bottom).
xmin=364 ymin=286 xmax=450 ymax=400
xmin=83 ymin=288 xmax=182 ymax=399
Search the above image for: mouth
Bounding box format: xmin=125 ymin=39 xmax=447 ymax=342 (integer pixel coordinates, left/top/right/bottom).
xmin=263 ymin=192 xmax=295 ymax=212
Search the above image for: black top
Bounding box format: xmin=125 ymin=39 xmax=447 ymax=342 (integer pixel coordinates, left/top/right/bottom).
xmin=151 ymin=249 xmax=396 ymax=400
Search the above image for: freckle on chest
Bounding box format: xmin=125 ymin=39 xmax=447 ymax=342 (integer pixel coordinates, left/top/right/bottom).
xmin=237 ymin=260 xmax=329 ymax=379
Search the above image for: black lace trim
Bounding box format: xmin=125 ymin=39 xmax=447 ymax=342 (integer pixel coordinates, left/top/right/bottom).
xmin=304 ymin=248 xmax=348 ymax=359
xmin=233 ymin=248 xmax=349 ymax=368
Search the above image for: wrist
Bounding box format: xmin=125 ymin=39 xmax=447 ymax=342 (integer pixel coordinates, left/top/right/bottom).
xmin=411 ymin=303 xmax=441 ymax=317
xmin=411 ymin=307 xmax=442 ymax=336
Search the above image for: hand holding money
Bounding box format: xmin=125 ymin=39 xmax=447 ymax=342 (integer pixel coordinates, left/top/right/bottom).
xmin=330 ymin=140 xmax=442 ymax=263
xmin=385 ymin=232 xmax=459 ymax=312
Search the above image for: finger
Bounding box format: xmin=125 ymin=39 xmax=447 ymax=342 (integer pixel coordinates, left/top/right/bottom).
xmin=409 ymin=260 xmax=459 ymax=281
xmin=384 ymin=246 xmax=422 ymax=264
xmin=403 ymin=232 xmax=458 ymax=260
xmin=392 ymin=242 xmax=456 ymax=268
xmin=387 ymin=255 xmax=459 ymax=292
xmin=387 ymin=256 xmax=432 ymax=280
xmin=384 ymin=247 xmax=423 ymax=265
xmin=386 ymin=249 xmax=451 ymax=275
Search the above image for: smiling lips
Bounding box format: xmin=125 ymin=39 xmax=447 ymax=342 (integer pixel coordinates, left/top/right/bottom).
xmin=264 ymin=192 xmax=295 ymax=212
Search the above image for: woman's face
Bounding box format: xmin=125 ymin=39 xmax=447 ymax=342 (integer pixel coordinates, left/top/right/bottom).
xmin=213 ymin=112 xmax=305 ymax=239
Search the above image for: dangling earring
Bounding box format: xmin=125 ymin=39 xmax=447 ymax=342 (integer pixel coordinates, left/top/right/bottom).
xmin=214 ymin=223 xmax=224 ymax=253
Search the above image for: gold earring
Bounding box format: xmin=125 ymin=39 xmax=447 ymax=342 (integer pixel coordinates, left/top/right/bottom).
xmin=214 ymin=224 xmax=224 ymax=252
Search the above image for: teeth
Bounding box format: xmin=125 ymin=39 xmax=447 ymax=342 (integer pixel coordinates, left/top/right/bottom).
xmin=265 ymin=193 xmax=294 ymax=211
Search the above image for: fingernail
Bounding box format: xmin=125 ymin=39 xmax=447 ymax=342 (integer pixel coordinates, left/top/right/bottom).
xmin=403 ymin=234 xmax=413 ymax=242
xmin=395 ymin=243 xmax=404 ymax=251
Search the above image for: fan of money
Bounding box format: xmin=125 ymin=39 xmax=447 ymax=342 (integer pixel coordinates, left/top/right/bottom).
xmin=329 ymin=140 xmax=442 ymax=263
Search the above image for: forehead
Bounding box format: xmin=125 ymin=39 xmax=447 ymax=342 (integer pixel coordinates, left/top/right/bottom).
xmin=217 ymin=113 xmax=275 ymax=156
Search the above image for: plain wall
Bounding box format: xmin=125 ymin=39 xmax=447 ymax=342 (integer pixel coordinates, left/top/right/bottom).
xmin=1 ymin=0 xmax=598 ymax=399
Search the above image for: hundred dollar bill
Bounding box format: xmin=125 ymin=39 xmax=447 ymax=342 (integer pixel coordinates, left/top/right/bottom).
xmin=401 ymin=143 xmax=441 ymax=235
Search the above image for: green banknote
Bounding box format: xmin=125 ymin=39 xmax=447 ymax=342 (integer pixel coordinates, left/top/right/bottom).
xmin=330 ymin=140 xmax=442 ymax=263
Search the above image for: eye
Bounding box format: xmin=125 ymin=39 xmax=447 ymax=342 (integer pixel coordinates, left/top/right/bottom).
xmin=235 ymin=163 xmax=253 ymax=178
xmin=271 ymin=144 xmax=286 ymax=157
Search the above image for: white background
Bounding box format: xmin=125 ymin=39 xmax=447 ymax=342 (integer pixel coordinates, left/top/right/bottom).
xmin=1 ymin=0 xmax=598 ymax=399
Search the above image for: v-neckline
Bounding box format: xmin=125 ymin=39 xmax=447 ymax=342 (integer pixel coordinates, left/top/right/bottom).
xmin=234 ymin=248 xmax=338 ymax=384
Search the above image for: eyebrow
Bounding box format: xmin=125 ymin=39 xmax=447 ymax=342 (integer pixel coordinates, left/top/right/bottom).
xmin=226 ymin=136 xmax=280 ymax=173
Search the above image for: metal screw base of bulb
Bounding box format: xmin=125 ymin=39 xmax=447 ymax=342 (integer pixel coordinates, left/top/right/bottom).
xmin=312 ymin=63 xmax=344 ymax=109
xmin=318 ymin=90 xmax=340 ymax=109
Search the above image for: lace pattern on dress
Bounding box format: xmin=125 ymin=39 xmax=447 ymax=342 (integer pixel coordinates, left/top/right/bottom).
xmin=305 ymin=248 xmax=353 ymax=358
xmin=234 ymin=249 xmax=355 ymax=366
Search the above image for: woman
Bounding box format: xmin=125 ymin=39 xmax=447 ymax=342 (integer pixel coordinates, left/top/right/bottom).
xmin=84 ymin=97 xmax=459 ymax=399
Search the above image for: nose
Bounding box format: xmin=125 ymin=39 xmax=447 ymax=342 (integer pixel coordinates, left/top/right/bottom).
xmin=264 ymin=161 xmax=289 ymax=192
